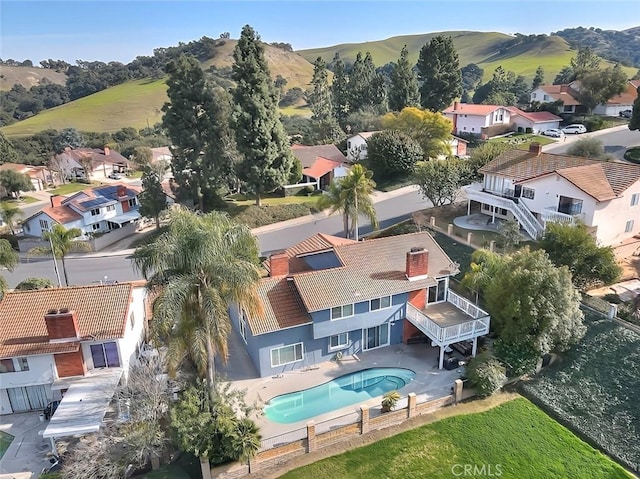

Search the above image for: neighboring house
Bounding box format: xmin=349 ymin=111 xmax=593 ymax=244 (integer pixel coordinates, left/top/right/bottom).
xmin=464 ymin=143 xmax=640 ymax=246
xmin=0 ymin=283 xmax=146 ymax=448
xmin=22 ymin=183 xmax=141 ymax=238
xmin=443 ymin=103 xmax=562 ymax=138
xmin=50 ymin=147 xmax=130 ymax=182
xmin=346 ymin=131 xmax=380 ymax=162
xmin=0 ymin=163 xmax=49 ymax=195
xmin=450 ymin=136 xmax=469 ymax=158
xmin=229 ymin=232 xmax=490 ymax=377
xmin=290 ymin=144 xmax=349 ymax=191
xmin=531 ymin=80 xmax=640 ymax=116
xmin=150 ymin=146 xmax=173 ymax=165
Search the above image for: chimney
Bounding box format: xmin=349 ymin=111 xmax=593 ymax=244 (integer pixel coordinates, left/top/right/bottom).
xmin=45 ymin=308 xmax=80 ymax=342
xmin=103 ymin=146 xmax=110 ymax=157
xmin=406 ymin=247 xmax=429 ymax=281
xmin=560 ymin=85 xmax=568 ymax=93
xmin=50 ymin=194 xmax=64 ymax=208
xmin=453 ymin=101 xmax=459 ymax=111
xmin=117 ymin=185 xmax=127 ymax=198
xmin=269 ymin=252 xmax=289 ymax=277
xmin=529 ymin=142 xmax=543 ymax=156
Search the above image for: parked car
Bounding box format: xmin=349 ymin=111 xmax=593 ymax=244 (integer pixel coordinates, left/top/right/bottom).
xmin=543 ymin=128 xmax=564 ymax=138
xmin=108 ymin=171 xmax=122 ymax=180
xmin=562 ymin=124 xmax=587 ymax=134
xmin=620 ymin=109 xmax=633 ymax=118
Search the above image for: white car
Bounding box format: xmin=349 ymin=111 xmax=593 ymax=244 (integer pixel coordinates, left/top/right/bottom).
xmin=543 ymin=129 xmax=564 ymax=138
xmin=562 ymin=124 xmax=587 ymax=134
xmin=108 ymin=172 xmax=123 ymax=180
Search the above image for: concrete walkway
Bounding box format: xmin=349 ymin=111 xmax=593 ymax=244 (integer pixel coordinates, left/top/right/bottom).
xmin=0 ymin=412 xmax=55 ymax=478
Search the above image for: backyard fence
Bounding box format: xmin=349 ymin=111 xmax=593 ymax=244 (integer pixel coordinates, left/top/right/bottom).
xmin=209 ymin=380 xmax=465 ymax=479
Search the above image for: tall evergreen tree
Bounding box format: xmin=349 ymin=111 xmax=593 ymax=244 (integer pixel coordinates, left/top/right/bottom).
xmin=0 ymin=132 xmax=18 ymax=164
xmin=308 ymin=57 xmax=343 ymax=144
xmin=532 ymin=66 xmax=545 ymax=90
xmin=330 ymin=54 xmax=350 ymax=130
xmin=139 ymin=165 xmax=168 ymax=229
xmin=417 ymin=36 xmax=462 ymax=112
xmin=388 ymin=45 xmax=420 ymax=111
xmin=231 ymin=25 xmax=295 ymax=206
xmin=348 ymin=52 xmax=386 ymax=112
xmin=162 ymin=55 xmax=237 ymax=211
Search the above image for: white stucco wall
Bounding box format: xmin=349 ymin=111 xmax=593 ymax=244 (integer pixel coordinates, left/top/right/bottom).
xmin=512 ymin=119 xmax=560 ymax=134
xmin=591 ymin=183 xmax=640 ymax=246
xmin=346 ymin=135 xmax=369 ymax=161
xmin=23 ymin=213 xmax=84 ymax=238
xmin=0 ymin=388 xmax=12 ymax=414
xmin=593 ymin=103 xmax=633 ymax=116
xmin=450 ymin=115 xmax=487 ymax=135
xmin=530 ymin=88 xmax=555 ymax=103
xmin=0 ymin=354 xmax=57 ymax=415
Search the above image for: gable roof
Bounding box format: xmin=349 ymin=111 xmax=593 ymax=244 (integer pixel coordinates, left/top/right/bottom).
xmin=538 ymin=80 xmax=639 ymax=107
xmin=250 ymin=278 xmax=312 ymax=335
xmin=355 ymin=131 xmax=381 ymax=140
xmin=40 ymin=205 xmax=83 ymax=224
xmin=537 ymin=84 xmax=583 ymax=106
xmin=291 ymin=144 xmax=347 ymax=167
xmin=303 ymin=157 xmax=343 ymax=179
xmin=443 ymin=103 xmax=502 ymax=116
xmin=481 ymin=149 xmax=640 ymax=201
xmin=0 ymin=283 xmax=134 ymax=358
xmin=506 ymin=107 xmax=562 ymax=123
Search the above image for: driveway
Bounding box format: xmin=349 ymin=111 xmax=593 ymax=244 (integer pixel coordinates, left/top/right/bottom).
xmin=0 ymin=412 xmax=55 ymax=478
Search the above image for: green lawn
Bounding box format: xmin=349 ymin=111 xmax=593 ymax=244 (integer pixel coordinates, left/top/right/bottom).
xmin=1 ymin=196 xmax=39 ymax=206
xmin=0 ymin=431 xmax=14 ymax=460
xmin=226 ymin=192 xmax=319 ymax=207
xmin=48 ymin=181 xmax=102 ymax=196
xmin=489 ymin=133 xmax=557 ymax=150
xmin=282 ymin=398 xmax=632 ymax=479
xmin=624 ymin=146 xmax=640 ymax=164
xmin=138 ymin=453 xmax=199 ymax=479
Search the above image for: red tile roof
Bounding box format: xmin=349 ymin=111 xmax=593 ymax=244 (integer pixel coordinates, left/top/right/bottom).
xmin=0 ymin=284 xmax=134 ymax=358
xmin=291 ymin=144 xmax=347 ymax=167
xmin=41 ymin=205 xmax=83 ymax=224
xmin=443 ymin=104 xmax=502 ymax=116
xmin=506 ymin=107 xmax=562 ymax=123
xmin=555 ymin=164 xmax=616 ymax=201
xmin=537 ymin=84 xmax=583 ymax=106
xmin=302 ymin=157 xmax=342 ymax=179
xmin=251 ymin=278 xmax=312 ymax=335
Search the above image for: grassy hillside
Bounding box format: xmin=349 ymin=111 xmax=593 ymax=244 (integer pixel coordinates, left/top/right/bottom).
xmin=1 ymin=78 xmax=168 ymax=136
xmin=299 ymin=31 xmax=636 ymax=81
xmin=0 ymin=65 xmax=67 ymax=90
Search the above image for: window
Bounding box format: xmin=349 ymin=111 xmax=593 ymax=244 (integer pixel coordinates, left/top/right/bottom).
xmin=428 ymin=278 xmax=447 ymax=304
xmin=631 ymin=193 xmax=639 ymax=206
xmin=521 ymin=187 xmax=535 ymax=200
xmin=329 ymin=333 xmax=348 ymax=351
xmin=270 ymin=343 xmax=303 ymax=367
xmin=39 ymin=219 xmax=48 ymax=231
xmin=331 ymin=304 xmax=354 ymax=320
xmin=370 ymin=296 xmax=391 ymax=311
xmin=90 ymin=342 xmax=120 ymax=368
xmin=563 ymin=105 xmax=573 ymax=112
xmin=18 ymin=358 xmax=29 ymax=371
xmin=92 ymin=223 xmax=100 ymax=231
xmin=91 ymin=208 xmax=100 ymax=216
xmin=347 ymin=141 xmax=351 ymax=149
xmin=532 ymin=93 xmax=537 ymax=99
xmin=625 ymin=220 xmax=635 ymax=233
xmin=128 ymin=198 xmax=137 ymax=207
xmin=0 ymin=359 xmax=15 ymax=373
xmin=363 ymin=324 xmax=389 ymax=351
xmin=543 ymin=95 xmax=550 ymax=101
xmin=106 ymin=205 xmax=116 ymax=212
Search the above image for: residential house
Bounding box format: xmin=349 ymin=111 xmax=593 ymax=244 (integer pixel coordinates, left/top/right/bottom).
xmin=290 ymin=144 xmax=349 ymax=191
xmin=0 ymin=163 xmax=49 ymax=195
xmin=463 ymin=143 xmax=640 ymax=246
xmin=443 ymin=102 xmax=562 ymax=138
xmin=450 ymin=136 xmax=469 ymax=158
xmin=150 ymin=146 xmax=173 ymax=165
xmin=0 ymin=283 xmax=146 ymax=448
xmin=229 ymin=232 xmax=490 ymax=377
xmin=50 ymin=147 xmax=130 ymax=182
xmin=531 ymin=80 xmax=640 ymax=116
xmin=22 ymin=183 xmax=141 ymax=239
xmin=346 ymin=131 xmax=380 ymax=162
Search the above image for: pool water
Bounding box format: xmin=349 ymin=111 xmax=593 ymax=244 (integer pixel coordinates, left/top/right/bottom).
xmin=264 ymin=367 xmax=416 ymax=424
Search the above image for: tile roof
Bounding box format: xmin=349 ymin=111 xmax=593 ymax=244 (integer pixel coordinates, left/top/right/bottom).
xmin=443 ymin=103 xmax=502 ymax=116
xmin=537 ymin=84 xmax=583 ymax=106
xmin=291 ymin=144 xmax=347 ymax=167
xmin=356 ymin=131 xmax=381 ymax=140
xmin=0 ymin=284 xmax=134 ymax=358
xmin=250 ymin=277 xmax=312 ymax=335
xmin=302 ymin=157 xmax=342 ymax=179
xmin=66 ymin=183 xmax=140 ymax=212
xmin=605 ymin=81 xmax=639 ymax=106
xmin=481 ymin=149 xmax=640 ymax=200
xmin=41 ymin=205 xmax=83 ymax=224
xmin=506 ymin=107 xmax=562 ymax=123
xmin=292 ymin=232 xmax=454 ymax=312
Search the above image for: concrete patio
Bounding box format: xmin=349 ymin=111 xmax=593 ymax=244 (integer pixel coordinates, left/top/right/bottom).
xmin=0 ymin=412 xmax=56 ymax=478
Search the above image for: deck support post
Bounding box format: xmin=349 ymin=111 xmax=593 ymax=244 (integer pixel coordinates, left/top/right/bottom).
xmin=472 ymin=337 xmax=478 ymax=357
xmin=439 ymin=345 xmax=445 ymax=369
xmin=467 ymin=199 xmax=471 ymax=216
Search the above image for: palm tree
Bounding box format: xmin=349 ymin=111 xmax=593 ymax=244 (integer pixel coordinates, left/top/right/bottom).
xmin=339 ymin=164 xmax=378 ymax=240
xmin=29 ymin=224 xmax=90 ymax=286
xmin=0 ymin=202 xmax=22 ymax=235
xmin=0 ymin=239 xmax=19 ymax=296
xmin=316 ymin=181 xmax=353 ymax=238
xmin=132 ymin=208 xmax=263 ymax=397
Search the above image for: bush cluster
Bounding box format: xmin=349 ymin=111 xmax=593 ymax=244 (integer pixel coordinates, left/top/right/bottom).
xmin=465 ymin=353 xmax=507 ymax=397
xmin=234 ymin=204 xmax=311 ymax=228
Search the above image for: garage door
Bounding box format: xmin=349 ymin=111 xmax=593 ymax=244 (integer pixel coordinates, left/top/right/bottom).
xmin=6 ymin=385 xmax=49 ymax=412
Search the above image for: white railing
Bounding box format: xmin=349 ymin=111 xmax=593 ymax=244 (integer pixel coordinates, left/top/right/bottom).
xmin=446 ymin=290 xmax=488 ymax=319
xmin=541 ymin=207 xmax=584 ymax=225
xmin=512 ymin=201 xmax=544 ymax=239
xmin=406 ymin=303 xmax=442 ymax=341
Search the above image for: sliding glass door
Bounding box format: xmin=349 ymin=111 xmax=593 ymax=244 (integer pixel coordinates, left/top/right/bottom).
xmin=363 ymin=324 xmax=390 ymax=351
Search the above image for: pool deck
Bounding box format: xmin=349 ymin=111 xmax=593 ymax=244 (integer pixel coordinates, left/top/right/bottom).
xmin=227 ymin=342 xmax=464 ymax=439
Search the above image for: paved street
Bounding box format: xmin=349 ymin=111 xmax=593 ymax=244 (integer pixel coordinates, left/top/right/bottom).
xmin=543 ymin=124 xmax=639 ymax=158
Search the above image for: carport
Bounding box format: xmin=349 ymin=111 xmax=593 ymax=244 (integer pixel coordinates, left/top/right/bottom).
xmin=43 ymin=368 xmax=123 ymax=454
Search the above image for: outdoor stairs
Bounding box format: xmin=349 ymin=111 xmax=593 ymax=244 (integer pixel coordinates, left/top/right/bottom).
xmin=511 ymin=199 xmax=544 ymax=240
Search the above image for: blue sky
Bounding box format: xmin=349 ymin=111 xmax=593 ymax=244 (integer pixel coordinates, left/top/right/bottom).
xmin=1 ymin=1 xmax=638 ymax=64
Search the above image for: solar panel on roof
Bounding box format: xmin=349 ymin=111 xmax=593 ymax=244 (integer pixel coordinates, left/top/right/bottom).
xmin=79 ymin=198 xmax=110 ymax=209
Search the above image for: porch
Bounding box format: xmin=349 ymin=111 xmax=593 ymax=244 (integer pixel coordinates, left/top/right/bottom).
xmin=405 ymin=290 xmax=490 ymax=369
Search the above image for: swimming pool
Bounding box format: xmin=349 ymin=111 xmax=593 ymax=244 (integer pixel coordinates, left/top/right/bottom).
xmin=264 ymin=367 xmax=416 ymax=424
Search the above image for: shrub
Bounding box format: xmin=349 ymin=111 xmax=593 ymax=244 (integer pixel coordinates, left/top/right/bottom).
xmin=381 ymin=390 xmax=401 ymax=412
xmin=234 ymin=204 xmax=311 ymax=228
xmin=15 ymin=277 xmax=55 ymax=290
xmin=624 ymin=146 xmax=640 ymax=164
xmin=567 ymin=137 xmax=605 ymax=159
xmin=366 ymin=130 xmax=424 ymax=176
xmin=465 ymin=353 xmax=506 ymax=397
xmin=602 ymin=293 xmax=623 ymax=304
xmin=493 ymin=338 xmax=539 ymax=377
xmin=582 ymin=116 xmax=605 ymax=132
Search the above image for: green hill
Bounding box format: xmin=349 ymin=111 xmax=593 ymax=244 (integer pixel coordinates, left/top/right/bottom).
xmin=0 ymin=65 xmax=67 ymax=91
xmin=298 ymin=31 xmax=635 ymax=81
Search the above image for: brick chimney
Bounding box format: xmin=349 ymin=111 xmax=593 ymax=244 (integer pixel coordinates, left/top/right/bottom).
xmin=529 ymin=142 xmax=543 ymax=156
xmin=269 ymin=252 xmax=289 ymax=277
xmin=45 ymin=308 xmax=80 ymax=342
xmin=453 ymin=101 xmax=459 ymax=111
xmin=406 ymin=247 xmax=429 ymax=281
xmin=50 ymin=194 xmax=64 ymax=208
xmin=117 ymin=185 xmax=127 ymax=198
xmin=103 ymin=146 xmax=110 ymax=157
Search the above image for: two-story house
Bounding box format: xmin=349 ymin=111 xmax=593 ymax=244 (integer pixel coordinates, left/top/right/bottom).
xmin=229 ymin=232 xmax=490 ymax=377
xmin=22 ymin=184 xmax=141 ymax=239
xmin=346 ymin=131 xmax=469 ymax=160
xmin=0 ymin=283 xmax=146 ymax=448
xmin=49 ymin=146 xmax=130 ymax=182
xmin=463 ymin=143 xmax=640 ymax=246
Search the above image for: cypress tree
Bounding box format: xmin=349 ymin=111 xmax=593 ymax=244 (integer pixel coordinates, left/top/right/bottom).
xmin=331 ymin=54 xmax=350 ymax=130
xmin=309 ymin=57 xmax=343 ymax=144
xmin=389 ymin=45 xmax=420 ymax=111
xmin=417 ymin=36 xmax=462 ymax=111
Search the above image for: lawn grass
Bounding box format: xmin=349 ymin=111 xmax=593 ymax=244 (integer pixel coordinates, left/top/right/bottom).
xmin=1 ymin=196 xmax=39 ymax=206
xmin=226 ymin=192 xmax=319 ymax=207
xmin=138 ymin=453 xmax=199 ymax=479
xmin=282 ymin=398 xmax=632 ymax=479
xmin=48 ymin=181 xmax=102 ymax=196
xmin=489 ymin=133 xmax=557 ymax=150
xmin=0 ymin=431 xmax=14 ymax=460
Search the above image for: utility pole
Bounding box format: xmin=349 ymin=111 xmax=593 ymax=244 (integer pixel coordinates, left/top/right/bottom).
xmin=47 ymin=228 xmax=62 ymax=287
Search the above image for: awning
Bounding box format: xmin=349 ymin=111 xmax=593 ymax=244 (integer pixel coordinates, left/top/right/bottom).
xmin=109 ymin=210 xmax=141 ymax=225
xmin=43 ymin=368 xmax=123 ymax=438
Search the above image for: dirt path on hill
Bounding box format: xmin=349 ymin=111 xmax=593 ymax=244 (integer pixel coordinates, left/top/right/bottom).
xmin=252 ymin=392 xmax=521 ymax=479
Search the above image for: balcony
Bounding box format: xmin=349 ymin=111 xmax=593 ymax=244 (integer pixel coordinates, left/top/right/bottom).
xmin=405 ymin=290 xmax=490 ymax=348
xmin=540 ymin=206 xmax=584 ymax=226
